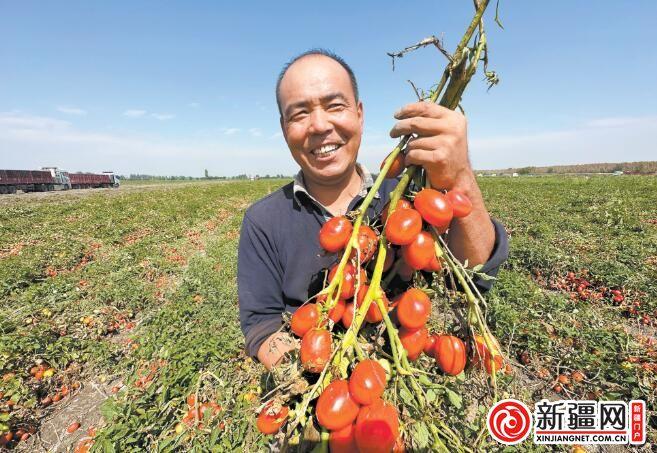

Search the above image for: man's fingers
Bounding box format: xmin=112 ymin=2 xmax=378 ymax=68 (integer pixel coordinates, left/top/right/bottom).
xmin=404 ymin=147 xmax=447 ymax=167
xmin=405 ymin=136 xmax=441 ymax=151
xmin=390 ymin=117 xmax=451 ymax=138
xmin=394 ymin=101 xmax=450 ymax=120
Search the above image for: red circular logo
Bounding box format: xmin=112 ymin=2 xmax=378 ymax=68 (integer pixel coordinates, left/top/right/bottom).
xmin=487 ymin=399 xmax=532 ymax=445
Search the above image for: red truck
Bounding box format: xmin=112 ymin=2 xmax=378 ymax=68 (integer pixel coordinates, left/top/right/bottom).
xmin=0 ymin=167 xmax=120 ymax=194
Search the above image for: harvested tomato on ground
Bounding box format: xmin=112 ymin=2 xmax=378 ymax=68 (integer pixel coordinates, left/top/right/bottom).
xmin=257 ymin=402 xmax=289 ymax=435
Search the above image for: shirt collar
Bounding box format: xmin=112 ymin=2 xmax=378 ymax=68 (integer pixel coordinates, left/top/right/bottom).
xmin=292 ymin=163 xmax=380 ymax=211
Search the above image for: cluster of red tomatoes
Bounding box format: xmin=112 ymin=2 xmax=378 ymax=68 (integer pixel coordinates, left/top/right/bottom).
xmin=257 ymin=360 xmax=401 ymax=452
xmin=555 ymin=271 xmax=653 ymax=325
xmin=254 ymin=180 xmax=512 ymax=448
xmin=176 ymin=394 xmax=224 ymax=431
xmin=383 ymin=188 xmax=471 ymax=270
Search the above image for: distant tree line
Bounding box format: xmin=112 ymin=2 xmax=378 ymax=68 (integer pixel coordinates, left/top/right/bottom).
xmin=478 ymin=161 xmax=657 ymax=176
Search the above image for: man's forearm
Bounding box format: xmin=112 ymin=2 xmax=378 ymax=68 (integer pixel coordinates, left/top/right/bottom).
xmin=257 ymin=331 xmax=297 ymax=371
xmin=446 ymin=170 xmax=496 ymax=267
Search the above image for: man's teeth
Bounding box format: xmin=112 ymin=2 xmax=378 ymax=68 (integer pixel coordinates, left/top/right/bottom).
xmin=313 ymin=144 xmax=340 ymax=156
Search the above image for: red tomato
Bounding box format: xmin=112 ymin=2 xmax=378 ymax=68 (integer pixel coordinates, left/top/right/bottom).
xmin=384 ymin=208 xmax=422 ymax=246
xmin=381 ymin=199 xmax=412 ymax=225
xmin=300 ymin=328 xmax=332 ymax=373
xmin=424 ymin=334 xmax=438 ymax=356
xmin=401 ymin=231 xmax=435 ymax=270
xmin=396 ymin=288 xmax=431 ymax=330
xmin=350 ymin=225 xmax=378 ymax=264
xmin=399 ymin=327 xmax=428 ymax=361
xmin=290 ymin=303 xmax=320 ymax=337
xmin=329 ymin=263 xmax=367 ymax=299
xmin=413 ymin=189 xmax=453 ymax=228
xmin=316 ymin=380 xmax=360 ymax=431
xmin=349 ymin=359 xmax=387 ymax=405
xmin=330 ymin=423 xmax=358 ymax=453
xmin=66 ymin=422 xmax=81 ymax=434
xmin=356 ymin=285 xmax=390 ymax=324
xmin=354 ymin=399 xmax=399 ymax=453
xmin=342 ymin=302 xmax=355 ymax=328
xmin=446 ymin=190 xmax=472 ymax=218
xmin=423 ymin=253 xmax=442 ymax=272
xmin=380 ymin=152 xmax=405 ymax=179
xmin=257 ymin=401 xmax=289 ymax=435
xmin=473 ymin=334 xmax=504 ymax=375
xmin=327 ymin=298 xmax=347 ymax=323
xmin=319 ymin=216 xmax=353 ymax=252
xmin=435 ymin=335 xmax=466 ymax=375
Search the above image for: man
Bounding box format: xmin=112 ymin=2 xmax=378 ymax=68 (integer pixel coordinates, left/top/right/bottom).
xmin=238 ymin=49 xmax=508 ymax=370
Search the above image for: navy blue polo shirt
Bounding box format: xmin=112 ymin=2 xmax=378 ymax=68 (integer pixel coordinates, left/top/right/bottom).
xmin=237 ymin=167 xmax=509 ymax=357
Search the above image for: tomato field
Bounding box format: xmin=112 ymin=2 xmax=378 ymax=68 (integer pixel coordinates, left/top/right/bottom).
xmin=1 ymin=176 xmax=655 ymax=451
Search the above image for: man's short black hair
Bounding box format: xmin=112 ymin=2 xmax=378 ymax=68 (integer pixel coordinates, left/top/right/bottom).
xmin=275 ymin=48 xmax=359 ymax=116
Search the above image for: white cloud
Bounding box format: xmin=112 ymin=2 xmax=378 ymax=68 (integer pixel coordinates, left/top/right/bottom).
xmin=3 ymin=112 xmax=655 ymax=177
xmin=188 ymin=102 xmax=200 ymax=108
xmin=249 ymin=128 xmax=262 ymax=137
xmin=151 ymin=113 xmax=175 ymax=121
xmin=269 ymin=132 xmax=283 ymax=140
xmin=0 ymin=111 xmax=293 ymax=176
xmin=0 ymin=112 xmax=71 ymax=130
xmin=56 ymin=106 xmax=87 ymax=115
xmin=468 ymin=115 xmax=657 ymax=170
xmin=123 ymin=109 xmax=147 ymax=118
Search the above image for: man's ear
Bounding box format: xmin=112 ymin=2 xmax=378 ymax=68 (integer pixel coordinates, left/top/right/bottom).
xmin=357 ymin=101 xmax=364 ymax=129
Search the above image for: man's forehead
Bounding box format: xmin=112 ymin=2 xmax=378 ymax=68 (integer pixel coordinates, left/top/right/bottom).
xmin=279 ymin=55 xmax=355 ymax=104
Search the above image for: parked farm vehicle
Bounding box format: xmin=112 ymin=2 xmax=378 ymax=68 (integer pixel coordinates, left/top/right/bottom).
xmin=0 ymin=167 xmax=119 ymax=194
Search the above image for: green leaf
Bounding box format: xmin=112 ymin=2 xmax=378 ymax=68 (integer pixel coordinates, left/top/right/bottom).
xmin=425 ymin=389 xmax=437 ymax=403
xmin=446 ymin=389 xmax=462 ymax=409
xmin=100 ymin=402 xmax=119 ymax=421
xmin=411 ymin=422 xmax=431 ymax=449
xmin=399 ymin=387 xmax=414 ymax=406
xmin=418 ymin=374 xmax=432 ymax=386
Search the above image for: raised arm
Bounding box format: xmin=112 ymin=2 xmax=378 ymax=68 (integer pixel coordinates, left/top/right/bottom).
xmin=390 ymin=101 xmax=495 ymax=267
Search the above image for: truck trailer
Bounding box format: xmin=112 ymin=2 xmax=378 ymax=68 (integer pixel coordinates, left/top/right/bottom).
xmin=0 ymin=167 xmax=119 ymax=194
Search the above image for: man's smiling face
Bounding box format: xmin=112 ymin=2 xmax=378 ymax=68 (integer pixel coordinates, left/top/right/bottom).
xmin=278 ymin=55 xmax=363 ymax=186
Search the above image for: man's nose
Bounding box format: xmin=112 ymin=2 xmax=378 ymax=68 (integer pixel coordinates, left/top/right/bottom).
xmin=308 ymin=108 xmax=332 ymax=135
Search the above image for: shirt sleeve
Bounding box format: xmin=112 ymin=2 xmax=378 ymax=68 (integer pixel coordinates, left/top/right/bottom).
xmin=470 ymin=218 xmax=509 ymax=293
xmin=238 ymin=213 xmax=286 ymax=357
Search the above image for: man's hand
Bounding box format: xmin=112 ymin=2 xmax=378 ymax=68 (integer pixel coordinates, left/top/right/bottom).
xmin=389 ymin=101 xmax=495 ymax=267
xmin=257 ymin=331 xmax=297 ymax=371
xmin=390 ymin=102 xmax=470 ymax=190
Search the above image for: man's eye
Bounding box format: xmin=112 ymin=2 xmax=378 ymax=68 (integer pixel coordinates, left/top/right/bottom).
xmin=290 ymin=111 xmax=308 ymax=121
xmin=328 ymin=104 xmax=345 ymax=110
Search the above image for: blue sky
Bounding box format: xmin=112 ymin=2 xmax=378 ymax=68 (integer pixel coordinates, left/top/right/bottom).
xmin=1 ymin=1 xmax=656 ymax=176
